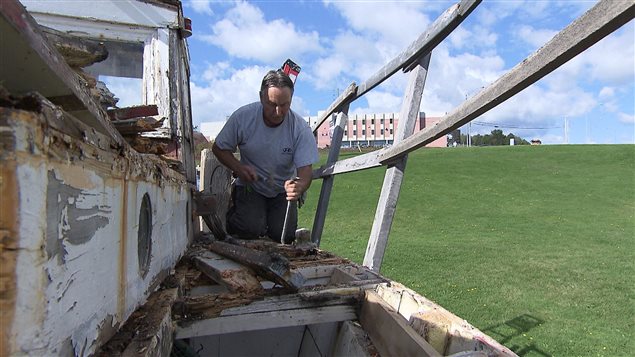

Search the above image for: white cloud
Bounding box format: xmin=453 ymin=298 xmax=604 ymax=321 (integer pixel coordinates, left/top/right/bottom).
xmin=188 ymin=0 xmax=213 ymax=15
xmin=598 ymin=86 xmax=615 ymax=99
xmin=618 ymin=112 xmax=634 ymax=124
xmin=578 ymin=24 xmax=635 ymax=85
xmin=201 ymin=1 xmax=322 ymax=63
xmin=323 ymin=1 xmax=432 ymax=50
xmin=516 ymin=25 xmax=558 ymax=48
xmin=190 ymin=65 xmax=266 ymax=126
xmin=191 ymin=64 xmax=310 ymax=128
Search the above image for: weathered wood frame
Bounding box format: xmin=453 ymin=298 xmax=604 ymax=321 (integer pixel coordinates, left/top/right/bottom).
xmin=309 ymin=0 xmax=634 ymax=273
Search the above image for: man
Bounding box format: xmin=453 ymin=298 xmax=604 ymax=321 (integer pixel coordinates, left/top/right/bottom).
xmin=212 ymin=70 xmax=318 ymax=243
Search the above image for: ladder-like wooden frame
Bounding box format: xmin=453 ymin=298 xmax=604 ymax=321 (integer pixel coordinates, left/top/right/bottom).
xmin=309 ymin=0 xmax=634 ymax=273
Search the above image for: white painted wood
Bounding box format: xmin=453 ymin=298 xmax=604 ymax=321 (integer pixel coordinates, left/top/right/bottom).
xmin=363 ymin=53 xmax=431 ymax=273
xmin=170 ymin=31 xmax=197 ymax=183
xmin=292 ymin=264 xmax=337 ymax=279
xmin=5 ymin=110 xmax=190 ymax=356
xmin=312 ymin=111 xmax=349 ymax=245
xmin=373 ymin=282 xmax=517 ymax=357
xmin=28 ymin=12 xmax=155 ymax=43
xmin=332 ymin=321 xmax=373 ymax=357
xmin=329 ymin=267 xmax=360 ymax=284
xmin=142 ymin=28 xmax=171 ymax=137
xmin=22 ymin=0 xmax=179 ymax=43
xmin=360 ymin=291 xmax=441 ymax=357
xmin=175 ymin=305 xmax=357 ymax=339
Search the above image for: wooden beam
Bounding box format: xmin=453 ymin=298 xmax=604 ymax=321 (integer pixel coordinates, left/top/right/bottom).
xmin=378 ymin=0 xmax=635 ymax=163
xmin=363 ymin=53 xmax=431 ymax=273
xmin=0 ymin=0 xmax=125 ymax=145
xmin=359 ymin=291 xmax=441 ymax=357
xmin=312 ymin=110 xmax=349 ymax=245
xmin=107 ymin=105 xmax=159 ymax=121
xmin=112 ymin=117 xmax=164 ymax=135
xmin=41 ymin=26 xmax=108 ymax=68
xmin=220 ymin=287 xmax=362 ymax=317
xmin=310 ymin=0 xmax=481 ymax=133
xmin=191 ymin=250 xmax=263 ymax=294
xmin=206 ymin=240 xmax=304 ymax=290
xmin=176 ymin=305 xmax=356 ymax=339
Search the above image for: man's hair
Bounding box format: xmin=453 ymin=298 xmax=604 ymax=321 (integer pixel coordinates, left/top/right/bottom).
xmin=260 ymin=69 xmax=294 ymax=95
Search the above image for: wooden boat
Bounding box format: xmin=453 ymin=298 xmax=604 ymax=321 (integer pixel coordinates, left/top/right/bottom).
xmin=1 ymin=0 xmax=632 ymax=356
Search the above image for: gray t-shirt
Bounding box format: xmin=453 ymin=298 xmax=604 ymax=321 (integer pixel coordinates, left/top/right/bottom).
xmin=215 ymin=102 xmax=319 ymax=198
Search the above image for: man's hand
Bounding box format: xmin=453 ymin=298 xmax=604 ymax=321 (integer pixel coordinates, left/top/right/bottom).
xmin=212 ymin=143 xmax=258 ymax=183
xmin=284 ymin=165 xmax=313 ymax=201
xmin=284 ymin=177 xmax=303 ymax=201
xmin=235 ymin=164 xmax=258 ymax=183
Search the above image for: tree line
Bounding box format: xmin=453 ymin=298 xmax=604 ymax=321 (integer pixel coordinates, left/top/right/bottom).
xmin=453 ymin=129 xmax=530 ymax=146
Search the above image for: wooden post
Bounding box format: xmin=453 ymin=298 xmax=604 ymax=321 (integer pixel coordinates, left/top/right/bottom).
xmin=363 ymin=53 xmax=431 ymax=272
xmin=311 ymin=110 xmax=349 ymax=245
xmin=199 ymin=149 xmax=232 ymax=234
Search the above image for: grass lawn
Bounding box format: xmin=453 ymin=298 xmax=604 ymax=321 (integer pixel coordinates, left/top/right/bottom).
xmin=298 ymin=144 xmax=635 ymax=357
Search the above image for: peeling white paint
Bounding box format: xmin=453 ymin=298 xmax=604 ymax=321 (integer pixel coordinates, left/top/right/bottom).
xmin=8 ymin=117 xmax=191 ymax=356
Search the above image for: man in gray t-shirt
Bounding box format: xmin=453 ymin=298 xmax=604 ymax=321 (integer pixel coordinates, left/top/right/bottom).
xmin=212 ymin=70 xmax=318 ymax=243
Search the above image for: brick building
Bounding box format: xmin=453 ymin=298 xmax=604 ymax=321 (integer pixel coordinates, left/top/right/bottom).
xmin=307 ymin=112 xmax=446 ymax=149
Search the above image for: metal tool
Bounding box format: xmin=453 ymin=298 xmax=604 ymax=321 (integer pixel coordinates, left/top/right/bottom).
xmin=280 ymin=176 xmax=300 ymax=244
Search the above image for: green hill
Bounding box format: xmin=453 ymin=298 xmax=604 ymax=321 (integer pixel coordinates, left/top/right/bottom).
xmin=299 ymin=144 xmax=635 ymax=356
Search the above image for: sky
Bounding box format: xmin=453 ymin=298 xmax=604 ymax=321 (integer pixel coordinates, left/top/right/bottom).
xmin=113 ymin=0 xmax=634 ymax=145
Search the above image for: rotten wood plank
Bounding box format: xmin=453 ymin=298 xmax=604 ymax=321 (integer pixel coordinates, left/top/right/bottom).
xmin=112 ymin=117 xmax=164 ymax=135
xmin=175 ymin=305 xmax=357 ymax=339
xmin=107 ymin=105 xmax=159 ymax=121
xmin=190 ymin=249 xmax=263 ymax=293
xmin=125 ymin=136 xmax=169 ymax=155
xmin=219 ymin=287 xmax=362 ymax=317
xmin=97 ymin=289 xmax=178 ymax=357
xmin=363 ymin=53 xmax=431 ymax=273
xmin=41 ymin=26 xmax=108 ymax=68
xmin=310 ymin=0 xmax=481 ymax=133
xmin=206 ymin=240 xmax=304 ymax=291
xmin=360 ymin=290 xmax=442 ymax=357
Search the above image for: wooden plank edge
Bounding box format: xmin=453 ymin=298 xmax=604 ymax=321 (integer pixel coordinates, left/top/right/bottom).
xmin=359 ymin=290 xmax=442 ymax=357
xmin=175 ymin=305 xmax=357 ymax=339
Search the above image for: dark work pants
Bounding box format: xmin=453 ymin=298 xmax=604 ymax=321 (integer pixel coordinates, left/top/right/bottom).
xmin=226 ymin=185 xmax=297 ymax=243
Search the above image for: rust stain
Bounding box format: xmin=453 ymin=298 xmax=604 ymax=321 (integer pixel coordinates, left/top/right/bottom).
xmin=118 ymin=174 xmax=128 ymax=321
xmin=0 ymin=158 xmax=18 ymax=356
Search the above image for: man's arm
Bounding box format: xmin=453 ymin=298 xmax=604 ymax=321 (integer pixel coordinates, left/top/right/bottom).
xmin=284 ymin=165 xmax=313 ymax=201
xmin=211 ymin=143 xmax=258 ymax=183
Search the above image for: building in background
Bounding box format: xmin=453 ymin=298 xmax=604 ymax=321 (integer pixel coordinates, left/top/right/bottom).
xmin=307 ymin=112 xmax=446 ymax=149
